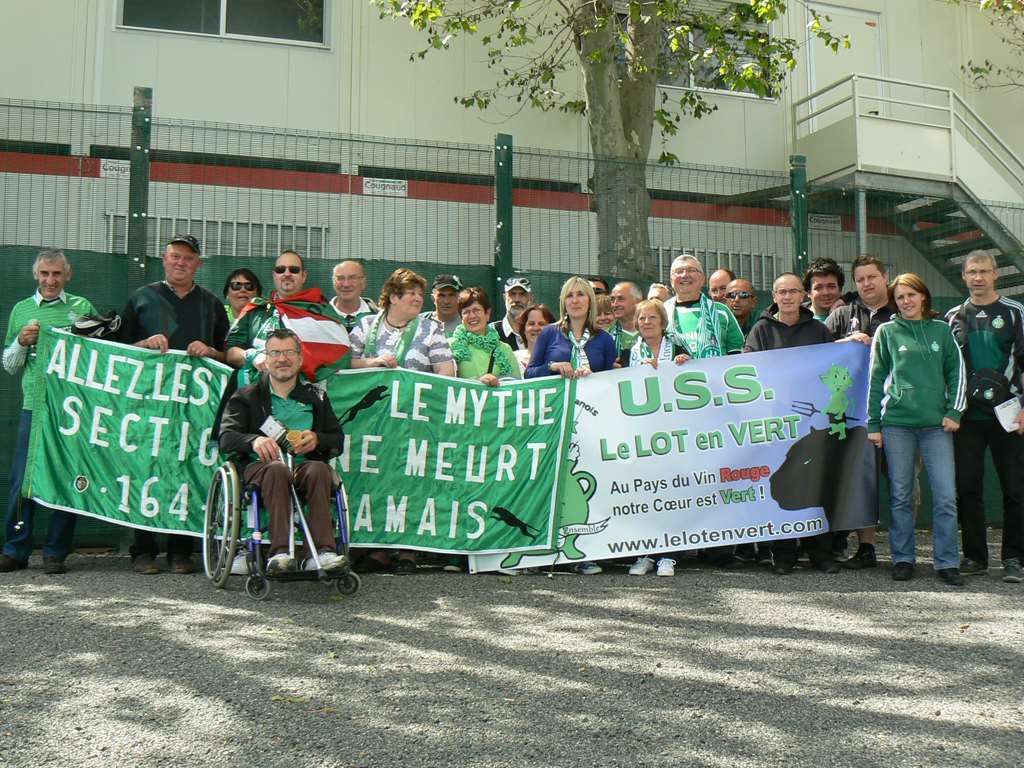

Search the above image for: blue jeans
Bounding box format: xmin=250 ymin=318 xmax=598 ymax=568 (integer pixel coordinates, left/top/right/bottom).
xmin=3 ymin=410 xmax=78 ymax=562
xmin=882 ymin=426 xmax=959 ymax=570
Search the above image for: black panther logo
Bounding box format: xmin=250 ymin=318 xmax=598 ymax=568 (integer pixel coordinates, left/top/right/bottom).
xmin=770 ymin=425 xmax=875 ymax=531
xmin=338 ymin=385 xmax=389 ymax=427
xmin=491 ymin=506 xmax=541 ymax=540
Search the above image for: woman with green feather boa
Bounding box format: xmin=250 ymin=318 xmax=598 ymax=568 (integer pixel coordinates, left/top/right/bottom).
xmin=450 ymin=287 xmax=523 ymax=385
xmin=441 ymin=286 xmax=523 ymax=575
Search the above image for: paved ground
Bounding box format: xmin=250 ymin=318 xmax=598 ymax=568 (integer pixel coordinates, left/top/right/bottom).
xmin=0 ymin=534 xmax=1021 ymax=768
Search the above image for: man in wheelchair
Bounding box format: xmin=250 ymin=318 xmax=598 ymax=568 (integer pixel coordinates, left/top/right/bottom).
xmin=218 ymin=328 xmax=346 ymax=576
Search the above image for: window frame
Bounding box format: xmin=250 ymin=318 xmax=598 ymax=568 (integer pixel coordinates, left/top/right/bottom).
xmin=115 ymin=0 xmax=330 ymax=50
xmin=656 ymin=26 xmax=774 ymax=102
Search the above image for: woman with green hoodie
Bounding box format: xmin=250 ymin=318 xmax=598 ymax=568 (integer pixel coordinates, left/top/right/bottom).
xmin=867 ymin=273 xmax=967 ymax=586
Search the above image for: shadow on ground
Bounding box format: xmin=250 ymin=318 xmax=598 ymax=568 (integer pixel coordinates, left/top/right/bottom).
xmin=0 ymin=533 xmax=1021 ymax=768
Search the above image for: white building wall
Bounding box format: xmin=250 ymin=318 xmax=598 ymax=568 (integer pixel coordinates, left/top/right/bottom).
xmin=0 ymin=1 xmax=1019 ymax=172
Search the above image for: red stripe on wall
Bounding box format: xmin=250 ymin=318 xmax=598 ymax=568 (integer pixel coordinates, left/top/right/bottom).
xmin=150 ymin=162 xmax=352 ymax=193
xmin=0 ymin=151 xmax=907 ymax=234
xmin=0 ymin=151 xmax=100 ymax=178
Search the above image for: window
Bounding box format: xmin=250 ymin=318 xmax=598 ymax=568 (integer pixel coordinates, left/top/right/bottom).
xmin=120 ymin=0 xmax=325 ymax=45
xmin=105 ymin=213 xmax=327 ymax=259
xmin=658 ymin=28 xmax=759 ymax=95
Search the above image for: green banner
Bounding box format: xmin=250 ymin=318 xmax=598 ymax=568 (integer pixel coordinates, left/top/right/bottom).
xmin=27 ymin=329 xmax=230 ymax=535
xmin=27 ymin=330 xmax=573 ymax=554
xmin=325 ymin=369 xmax=572 ymax=553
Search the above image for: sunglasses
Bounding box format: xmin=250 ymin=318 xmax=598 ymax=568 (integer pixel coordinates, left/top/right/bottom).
xmin=726 ymin=291 xmax=755 ymax=300
xmin=229 ymin=281 xmax=255 ymax=292
xmin=274 ymin=265 xmax=302 ymax=274
xmin=592 ymin=288 xmax=608 ymax=295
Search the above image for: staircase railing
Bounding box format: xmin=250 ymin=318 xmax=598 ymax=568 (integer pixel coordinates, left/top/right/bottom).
xmin=793 ymin=73 xmax=1024 ymax=203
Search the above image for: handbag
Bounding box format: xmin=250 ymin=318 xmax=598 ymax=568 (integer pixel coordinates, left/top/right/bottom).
xmin=958 ymin=306 xmax=1011 ymax=407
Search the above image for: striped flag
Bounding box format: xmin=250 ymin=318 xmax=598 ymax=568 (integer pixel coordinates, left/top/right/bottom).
xmin=268 ymin=289 xmax=350 ymax=380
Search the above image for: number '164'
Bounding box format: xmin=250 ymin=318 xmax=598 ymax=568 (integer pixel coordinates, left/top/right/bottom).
xmin=116 ymin=475 xmax=190 ymax=522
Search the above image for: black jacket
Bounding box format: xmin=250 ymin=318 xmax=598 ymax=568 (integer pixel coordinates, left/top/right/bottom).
xmin=743 ymin=305 xmax=834 ymax=352
xmin=219 ymin=375 xmax=344 ymax=470
xmin=824 ymin=296 xmax=896 ymax=339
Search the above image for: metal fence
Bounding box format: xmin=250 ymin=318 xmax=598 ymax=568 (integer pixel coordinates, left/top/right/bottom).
xmin=4 ymin=91 xmax=1021 ymax=544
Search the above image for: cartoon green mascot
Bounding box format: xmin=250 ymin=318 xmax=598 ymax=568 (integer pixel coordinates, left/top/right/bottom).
xmin=820 ymin=364 xmax=854 ymax=440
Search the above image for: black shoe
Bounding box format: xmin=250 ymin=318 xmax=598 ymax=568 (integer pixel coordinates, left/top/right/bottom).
xmin=892 ymin=562 xmax=914 ymax=581
xmin=42 ymin=556 xmax=67 ymax=575
xmin=132 ymin=554 xmax=160 ymax=575
xmin=772 ymin=560 xmax=795 ymax=575
xmin=936 ymin=568 xmax=964 ymax=586
xmin=169 ymin=555 xmax=196 ymax=575
xmin=734 ymin=544 xmax=757 ymax=563
xmin=394 ymin=558 xmax=417 ymax=575
xmin=811 ymin=557 xmax=840 ymax=575
xmin=840 ymin=545 xmax=877 ymax=570
xmin=959 ymin=558 xmax=987 ymax=575
xmin=0 ymin=554 xmax=28 ymax=572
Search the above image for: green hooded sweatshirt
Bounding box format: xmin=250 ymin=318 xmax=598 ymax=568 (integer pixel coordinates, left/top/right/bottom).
xmin=867 ymin=316 xmax=967 ymax=432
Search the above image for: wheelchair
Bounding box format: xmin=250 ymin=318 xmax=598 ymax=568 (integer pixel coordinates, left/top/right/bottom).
xmin=202 ymin=457 xmax=361 ymax=600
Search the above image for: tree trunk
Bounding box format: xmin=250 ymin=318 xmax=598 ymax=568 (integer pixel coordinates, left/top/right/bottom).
xmin=592 ymin=157 xmax=653 ymax=280
xmin=573 ymin=0 xmax=658 ymax=282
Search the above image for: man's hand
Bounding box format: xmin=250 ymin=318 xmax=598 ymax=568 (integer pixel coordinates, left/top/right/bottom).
xmin=138 ymin=334 xmax=169 ymax=353
xmin=1015 ymin=409 xmax=1024 ymax=435
xmin=17 ymin=321 xmax=40 ymax=347
xmin=478 ymin=373 xmax=499 ymax=387
xmin=373 ymin=354 xmax=398 ymax=369
xmin=942 ymin=417 xmax=960 ymax=433
xmin=673 ymin=353 xmax=691 ymax=365
xmin=841 ymin=332 xmax=871 ymax=346
xmin=186 ymin=340 xmax=213 ymax=357
xmin=252 ymin=352 xmax=270 ymax=373
xmin=252 ymin=436 xmax=281 ymax=463
xmin=867 ymin=432 xmax=883 ymax=448
xmin=290 ymin=430 xmax=319 ymax=456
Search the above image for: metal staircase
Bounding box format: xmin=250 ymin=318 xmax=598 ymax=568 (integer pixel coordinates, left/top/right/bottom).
xmin=793 ymin=74 xmax=1024 ymax=291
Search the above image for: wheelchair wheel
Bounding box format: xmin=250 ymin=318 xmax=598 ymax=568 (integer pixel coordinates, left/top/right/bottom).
xmin=203 ymin=462 xmax=241 ymax=588
xmin=244 ymin=575 xmax=270 ymax=600
xmin=334 ymin=572 xmax=361 ymax=596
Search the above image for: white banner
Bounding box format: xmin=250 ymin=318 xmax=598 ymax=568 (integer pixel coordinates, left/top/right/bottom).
xmin=471 ymin=343 xmax=877 ymax=571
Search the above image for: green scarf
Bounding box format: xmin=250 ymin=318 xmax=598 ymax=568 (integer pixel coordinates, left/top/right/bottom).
xmin=611 ymin=321 xmax=639 ymax=353
xmin=450 ymin=324 xmax=517 ymax=378
xmin=667 ymin=294 xmax=716 ymax=358
xmin=364 ymin=311 xmax=422 ymax=367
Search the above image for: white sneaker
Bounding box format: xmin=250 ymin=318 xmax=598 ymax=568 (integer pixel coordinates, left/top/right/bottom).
xmin=230 ymin=552 xmax=249 ymax=575
xmin=267 ymin=553 xmax=296 ymax=575
xmin=304 ymin=551 xmax=348 ymax=573
xmin=656 ymin=558 xmax=676 ymax=577
xmin=629 ymin=556 xmax=655 ymax=575
xmin=576 ymin=561 xmax=602 ymax=575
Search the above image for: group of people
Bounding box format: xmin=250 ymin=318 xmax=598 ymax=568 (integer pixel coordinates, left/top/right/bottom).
xmin=2 ymin=236 xmax=1022 ymax=588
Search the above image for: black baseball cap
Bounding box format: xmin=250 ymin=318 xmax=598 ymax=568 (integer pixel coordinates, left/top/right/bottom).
xmin=432 ymin=274 xmax=463 ymax=291
xmin=167 ymin=234 xmax=201 ymax=255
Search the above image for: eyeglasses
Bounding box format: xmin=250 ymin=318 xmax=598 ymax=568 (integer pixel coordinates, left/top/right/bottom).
xmin=726 ymin=291 xmax=754 ymax=300
xmin=266 ymin=349 xmax=300 ymax=359
xmin=274 ymin=265 xmax=302 ymax=274
xmin=592 ymin=288 xmax=607 ymax=295
xmin=229 ymin=281 xmax=255 ymax=292
xmin=964 ymin=269 xmax=994 ymax=278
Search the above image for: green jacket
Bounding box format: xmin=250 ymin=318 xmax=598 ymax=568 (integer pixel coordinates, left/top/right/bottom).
xmin=867 ymin=316 xmax=966 ymax=432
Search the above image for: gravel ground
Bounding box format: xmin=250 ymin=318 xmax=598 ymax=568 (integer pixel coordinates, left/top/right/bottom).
xmin=0 ymin=532 xmax=1021 ymax=768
